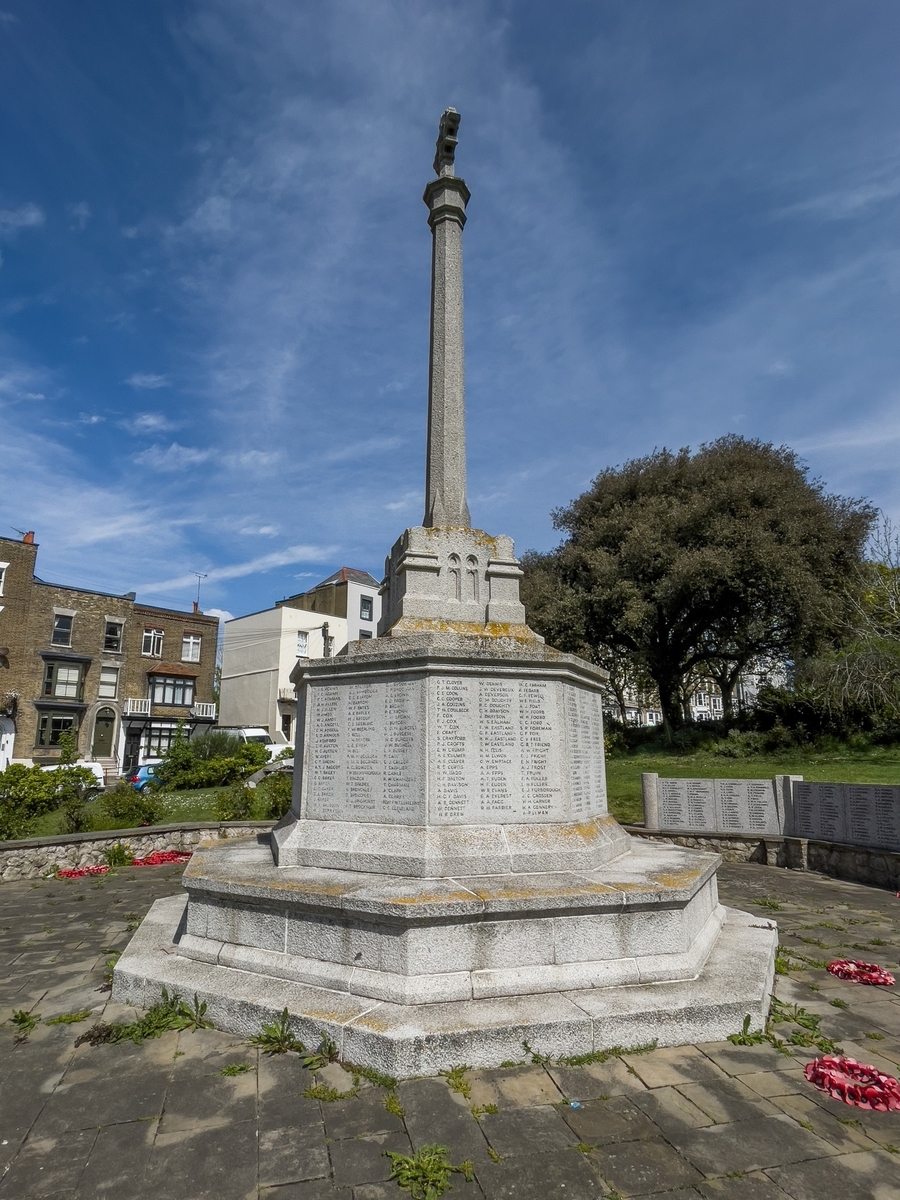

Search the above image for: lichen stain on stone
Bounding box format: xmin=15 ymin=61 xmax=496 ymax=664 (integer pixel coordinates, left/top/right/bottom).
xmin=468 ymin=881 xmax=616 ymax=902
xmin=389 ymin=617 xmax=539 ymax=641
xmin=387 ymin=891 xmax=480 ymax=906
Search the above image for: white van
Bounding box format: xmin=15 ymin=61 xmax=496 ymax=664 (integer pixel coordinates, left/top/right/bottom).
xmin=213 ymin=727 xmax=280 ymax=762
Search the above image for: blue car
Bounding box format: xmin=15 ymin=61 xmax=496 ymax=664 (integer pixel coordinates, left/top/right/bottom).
xmin=127 ymin=762 xmax=159 ymax=792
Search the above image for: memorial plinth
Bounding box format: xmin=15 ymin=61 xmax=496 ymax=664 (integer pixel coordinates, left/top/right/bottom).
xmin=114 ymin=108 xmax=776 ymax=1075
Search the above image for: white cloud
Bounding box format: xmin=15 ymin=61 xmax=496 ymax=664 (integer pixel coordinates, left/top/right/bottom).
xmin=133 ymin=442 xmax=211 ymax=471
xmin=121 ymin=411 xmax=178 ymax=434
xmin=125 ymin=372 xmax=170 ymax=389
xmin=204 ymin=607 xmax=235 ymax=623
xmin=323 ymin=436 xmax=403 ymax=464
xmin=67 ymin=202 xmax=91 ymax=230
xmin=239 ymin=524 xmax=278 ymax=536
xmin=139 ymin=544 xmax=338 ymax=593
xmin=78 ymin=412 xmax=103 ymax=425
xmin=0 ymin=203 xmax=44 ymax=237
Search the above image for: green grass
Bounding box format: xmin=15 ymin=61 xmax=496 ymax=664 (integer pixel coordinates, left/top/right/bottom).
xmin=27 ymin=787 xmax=234 ymax=838
xmin=606 ymin=748 xmax=900 ymax=825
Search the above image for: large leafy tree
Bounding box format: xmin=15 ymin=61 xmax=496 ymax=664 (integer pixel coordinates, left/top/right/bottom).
xmin=522 ymin=436 xmax=875 ymax=731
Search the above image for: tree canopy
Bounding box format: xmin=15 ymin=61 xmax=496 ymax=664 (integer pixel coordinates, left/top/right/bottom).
xmin=522 ymin=436 xmax=875 ymax=730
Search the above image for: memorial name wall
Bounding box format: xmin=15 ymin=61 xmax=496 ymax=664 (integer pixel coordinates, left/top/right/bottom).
xmin=301 ymin=672 xmax=607 ymax=826
xmin=642 ymin=773 xmax=900 ymax=854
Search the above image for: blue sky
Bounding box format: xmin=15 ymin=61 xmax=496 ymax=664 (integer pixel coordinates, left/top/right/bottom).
xmin=2 ymin=1 xmax=899 ymax=623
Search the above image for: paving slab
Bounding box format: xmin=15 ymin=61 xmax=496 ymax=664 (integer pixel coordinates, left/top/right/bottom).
xmin=4 ymin=860 xmax=900 ymax=1198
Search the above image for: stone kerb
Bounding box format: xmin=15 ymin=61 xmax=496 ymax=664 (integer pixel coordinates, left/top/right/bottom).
xmin=0 ymin=821 xmax=275 ymax=882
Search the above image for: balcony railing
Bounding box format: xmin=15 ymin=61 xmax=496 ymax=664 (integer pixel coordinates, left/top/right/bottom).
xmin=191 ymin=702 xmax=217 ymax=719
xmin=124 ymin=697 xmax=151 ymax=716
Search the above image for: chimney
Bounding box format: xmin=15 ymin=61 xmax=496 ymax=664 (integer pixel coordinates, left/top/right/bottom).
xmin=23 ymin=531 xmax=34 ymax=544
xmin=192 ymin=600 xmax=199 ymax=614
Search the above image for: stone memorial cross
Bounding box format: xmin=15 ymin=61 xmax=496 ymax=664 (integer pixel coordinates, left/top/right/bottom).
xmin=424 ymin=108 xmax=471 ymax=529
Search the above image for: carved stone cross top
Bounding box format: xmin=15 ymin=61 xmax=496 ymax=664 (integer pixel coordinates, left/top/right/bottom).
xmin=433 ymin=108 xmax=461 ymax=177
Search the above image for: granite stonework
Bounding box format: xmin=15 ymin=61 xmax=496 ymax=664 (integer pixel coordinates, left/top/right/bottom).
xmin=117 ymin=799 xmax=776 ymax=1072
xmin=272 ymin=631 xmax=626 ymax=877
xmin=114 ymin=110 xmax=776 ymax=1074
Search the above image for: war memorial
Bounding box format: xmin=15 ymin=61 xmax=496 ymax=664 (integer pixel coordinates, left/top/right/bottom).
xmin=113 ymin=112 xmax=776 ymax=1076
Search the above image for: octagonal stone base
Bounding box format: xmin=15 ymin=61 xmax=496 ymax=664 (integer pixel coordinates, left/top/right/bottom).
xmin=113 ymin=836 xmax=777 ymax=1075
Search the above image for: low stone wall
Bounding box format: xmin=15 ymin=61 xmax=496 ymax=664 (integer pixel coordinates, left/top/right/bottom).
xmin=627 ymin=826 xmax=900 ymax=890
xmin=0 ymin=822 xmax=275 ymax=882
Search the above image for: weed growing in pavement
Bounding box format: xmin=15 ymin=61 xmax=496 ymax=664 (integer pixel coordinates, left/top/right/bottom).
xmin=573 ymin=1142 xmax=596 ymax=1154
xmin=384 ymin=1144 xmax=473 ymax=1199
xmin=728 ymin=997 xmax=843 ymax=1056
xmin=556 ymin=1041 xmax=657 ymax=1067
xmin=439 ymin=1064 xmax=472 ymax=1100
xmin=486 ymin=1147 xmax=503 ymax=1164
xmin=727 ymin=1016 xmax=766 ymax=1046
xmin=302 ymin=1033 xmax=340 ymax=1072
xmin=103 ymin=843 xmax=134 ymax=868
xmin=99 ymin=951 xmax=120 ymax=992
xmin=883 ymin=1144 xmax=900 ymax=1155
xmin=9 ymin=1010 xmax=40 ymax=1041
xmin=46 ymin=1009 xmax=92 ymax=1025
xmin=76 ymin=989 xmax=212 ymax=1047
xmin=830 ymin=999 xmax=850 ymax=1010
xmin=470 ymin=1104 xmax=498 ymax=1119
xmin=346 ymin=1063 xmax=398 ymax=1090
xmin=221 ymin=1063 xmax=252 ymax=1077
xmin=303 ymin=1082 xmax=358 ymax=1102
xmin=247 ymin=1008 xmax=305 ymax=1055
xmin=865 ymin=1032 xmax=885 ymax=1040
xmin=384 ymin=1091 xmax=406 ymax=1118
xmin=755 ymin=898 xmax=784 ymax=911
xmin=522 ymin=1039 xmax=553 ymax=1066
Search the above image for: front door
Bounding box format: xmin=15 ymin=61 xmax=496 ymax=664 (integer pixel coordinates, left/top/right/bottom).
xmin=92 ymin=708 xmax=116 ymax=758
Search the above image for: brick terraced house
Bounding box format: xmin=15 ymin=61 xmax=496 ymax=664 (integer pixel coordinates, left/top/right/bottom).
xmin=0 ymin=532 xmax=218 ymax=777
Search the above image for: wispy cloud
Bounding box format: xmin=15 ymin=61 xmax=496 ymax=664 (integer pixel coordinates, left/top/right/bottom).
xmin=0 ymin=203 xmax=43 ymax=236
xmin=323 ymin=437 xmax=403 ymax=464
xmin=121 ymin=411 xmax=178 ymax=434
xmin=66 ymin=202 xmax=91 ymax=230
xmin=125 ymin=372 xmax=169 ymax=389
xmin=133 ymin=442 xmax=211 ymax=470
xmin=139 ymin=544 xmax=338 ymax=593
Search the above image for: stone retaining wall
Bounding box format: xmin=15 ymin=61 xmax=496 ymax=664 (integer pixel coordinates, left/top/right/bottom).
xmin=627 ymin=826 xmax=900 ymax=891
xmin=0 ymin=822 xmax=275 ymax=882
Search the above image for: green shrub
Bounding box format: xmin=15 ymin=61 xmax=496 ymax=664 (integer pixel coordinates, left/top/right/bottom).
xmin=101 ymin=782 xmax=160 ymax=827
xmin=215 ymin=782 xmax=255 ymax=821
xmin=190 ymin=730 xmax=244 ymax=761
xmin=214 ymin=771 xmax=292 ymax=822
xmin=155 ymin=728 xmax=270 ymax=792
xmin=254 ymin=771 xmax=292 ymax=820
xmin=0 ymin=763 xmax=58 ymax=840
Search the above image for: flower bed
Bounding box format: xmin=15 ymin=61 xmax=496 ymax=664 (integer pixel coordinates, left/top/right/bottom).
xmin=56 ymin=849 xmax=192 ymax=879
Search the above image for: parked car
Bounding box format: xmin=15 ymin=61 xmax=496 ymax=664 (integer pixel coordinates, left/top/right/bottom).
xmin=126 ymin=761 xmax=161 ymax=792
xmin=42 ymin=761 xmax=106 ymax=789
xmin=213 ymin=727 xmax=280 ymax=761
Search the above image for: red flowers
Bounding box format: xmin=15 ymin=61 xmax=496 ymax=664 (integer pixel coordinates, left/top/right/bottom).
xmin=827 ymin=959 xmax=895 ymax=986
xmin=56 ymin=849 xmax=191 ymax=879
xmin=805 ymin=1056 xmax=900 ymax=1111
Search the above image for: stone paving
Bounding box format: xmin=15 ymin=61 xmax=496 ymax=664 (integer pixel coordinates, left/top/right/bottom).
xmin=2 ymin=862 xmax=900 ymax=1198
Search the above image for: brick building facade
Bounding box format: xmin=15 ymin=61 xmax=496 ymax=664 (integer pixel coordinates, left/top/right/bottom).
xmin=0 ymin=533 xmax=218 ymax=775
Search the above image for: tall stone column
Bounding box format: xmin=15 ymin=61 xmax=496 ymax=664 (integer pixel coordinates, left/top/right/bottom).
xmin=423 ymin=110 xmax=471 ymax=528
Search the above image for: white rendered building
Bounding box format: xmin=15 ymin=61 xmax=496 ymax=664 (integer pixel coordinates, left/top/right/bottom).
xmin=218 ymin=606 xmax=349 ymax=745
